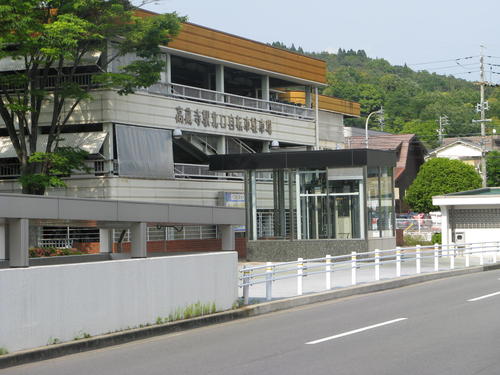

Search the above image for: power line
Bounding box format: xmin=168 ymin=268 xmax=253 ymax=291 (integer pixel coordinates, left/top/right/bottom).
xmin=408 ymin=56 xmax=477 ymax=66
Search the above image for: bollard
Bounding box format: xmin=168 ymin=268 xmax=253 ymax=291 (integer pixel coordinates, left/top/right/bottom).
xmin=325 ymin=254 xmax=332 ymax=290
xmin=434 ymin=243 xmax=439 ymax=272
xmin=297 ymin=258 xmax=304 ymax=296
xmin=351 ymin=251 xmax=357 ymax=286
xmin=242 ymin=266 xmax=250 ymax=305
xmin=396 ymin=247 xmax=401 ymax=277
xmin=480 ymin=243 xmax=484 ymax=266
xmin=416 ymin=245 xmax=421 ymax=274
xmin=265 ymin=262 xmax=273 ymax=301
xmin=375 ymin=249 xmax=380 ymax=281
xmin=450 ymin=243 xmax=455 ymax=270
xmin=493 ymin=242 xmax=497 ymax=263
xmin=465 ymin=244 xmax=470 ymax=268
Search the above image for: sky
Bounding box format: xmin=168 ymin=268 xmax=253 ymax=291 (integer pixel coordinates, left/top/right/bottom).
xmin=144 ymin=0 xmax=500 ymax=83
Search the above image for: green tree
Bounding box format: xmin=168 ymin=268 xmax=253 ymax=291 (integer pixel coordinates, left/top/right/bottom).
xmin=405 ymin=158 xmax=482 ymax=213
xmin=401 ymin=119 xmax=438 ymax=149
xmin=0 ymin=1 xmax=184 ymax=194
xmin=486 ymin=151 xmax=500 ymax=187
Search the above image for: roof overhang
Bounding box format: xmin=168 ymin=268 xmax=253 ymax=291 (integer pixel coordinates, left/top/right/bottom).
xmin=162 ymin=46 xmax=327 ymax=88
xmin=209 ymin=149 xmax=397 ymax=171
xmin=0 ymin=132 xmax=108 ymax=158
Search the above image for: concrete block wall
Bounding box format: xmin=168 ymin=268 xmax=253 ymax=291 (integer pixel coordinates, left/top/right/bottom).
xmin=0 ymin=252 xmax=238 ymax=352
xmin=246 ymin=240 xmax=368 ymax=262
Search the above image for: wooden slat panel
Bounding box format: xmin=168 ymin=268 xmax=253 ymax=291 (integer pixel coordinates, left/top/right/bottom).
xmin=279 ymin=91 xmax=361 ymax=117
xmin=134 ymin=10 xmax=326 ymax=84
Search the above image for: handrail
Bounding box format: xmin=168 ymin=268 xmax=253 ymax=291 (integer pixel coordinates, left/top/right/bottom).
xmin=142 ymin=82 xmax=315 ymax=120
xmin=239 ymin=241 xmax=500 ymax=304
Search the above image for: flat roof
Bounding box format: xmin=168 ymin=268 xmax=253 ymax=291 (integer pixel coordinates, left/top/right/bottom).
xmin=209 ymin=149 xmax=397 ymax=171
xmin=445 ymin=188 xmax=500 ymax=196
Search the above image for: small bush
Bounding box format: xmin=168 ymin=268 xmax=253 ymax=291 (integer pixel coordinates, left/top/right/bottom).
xmin=404 ymin=235 xmax=432 ymax=247
xmin=431 ymin=232 xmax=442 ymax=245
xmin=0 ymin=347 xmax=8 ymax=355
xmin=29 ymin=247 xmax=84 ymax=258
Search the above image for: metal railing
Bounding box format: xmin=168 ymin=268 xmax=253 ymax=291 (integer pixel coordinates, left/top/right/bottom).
xmin=174 ymin=163 xmax=243 ymax=180
xmin=239 ymin=241 xmax=500 ymax=304
xmin=143 ymin=82 xmax=315 ymax=120
xmin=0 ymin=159 xmax=117 ymax=178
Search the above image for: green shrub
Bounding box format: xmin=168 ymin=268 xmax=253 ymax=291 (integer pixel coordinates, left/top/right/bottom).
xmin=0 ymin=347 xmax=8 ymax=355
xmin=404 ymin=235 xmax=432 ymax=247
xmin=431 ymin=232 xmax=442 ymax=245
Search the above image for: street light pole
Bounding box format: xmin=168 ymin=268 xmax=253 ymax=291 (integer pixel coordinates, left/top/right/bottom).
xmin=365 ymin=107 xmax=384 ymax=148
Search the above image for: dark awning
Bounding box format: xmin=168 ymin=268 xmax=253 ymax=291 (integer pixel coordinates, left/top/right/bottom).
xmin=209 ymin=149 xmax=397 ymax=171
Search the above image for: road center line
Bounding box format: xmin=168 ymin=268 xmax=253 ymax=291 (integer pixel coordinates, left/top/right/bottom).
xmin=305 ymin=318 xmax=408 ymax=345
xmin=468 ymin=291 xmax=500 ymax=302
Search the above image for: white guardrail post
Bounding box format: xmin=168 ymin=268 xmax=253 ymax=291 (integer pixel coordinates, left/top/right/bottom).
xmin=493 ymin=242 xmax=497 ymax=263
xmin=434 ymin=243 xmax=439 ymax=272
xmin=351 ymin=251 xmax=357 ymax=286
xmin=396 ymin=247 xmax=401 ymax=277
xmin=450 ymin=243 xmax=455 ymax=270
xmin=375 ymin=249 xmax=380 ymax=281
xmin=242 ymin=266 xmax=250 ymax=305
xmin=325 ymin=254 xmax=332 ymax=290
xmin=266 ymin=262 xmax=273 ymax=301
xmin=416 ymin=245 xmax=421 ymax=274
xmin=465 ymin=244 xmax=470 ymax=267
xmin=480 ymin=243 xmax=485 ymax=266
xmin=297 ymin=258 xmax=304 ymax=296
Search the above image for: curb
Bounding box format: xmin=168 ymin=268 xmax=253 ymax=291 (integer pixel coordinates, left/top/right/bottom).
xmin=2 ymin=263 xmax=500 ymax=369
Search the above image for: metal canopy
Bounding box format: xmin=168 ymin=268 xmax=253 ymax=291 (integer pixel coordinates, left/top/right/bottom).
xmin=208 ymin=149 xmax=397 ymax=171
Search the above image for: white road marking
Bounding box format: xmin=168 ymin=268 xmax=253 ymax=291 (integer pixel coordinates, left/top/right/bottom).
xmin=305 ymin=318 xmax=408 ymax=345
xmin=468 ymin=291 xmax=500 ymax=302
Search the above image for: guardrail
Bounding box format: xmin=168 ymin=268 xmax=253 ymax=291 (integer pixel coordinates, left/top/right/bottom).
xmin=143 ymin=82 xmax=315 ymax=120
xmin=239 ymin=241 xmax=500 ymax=304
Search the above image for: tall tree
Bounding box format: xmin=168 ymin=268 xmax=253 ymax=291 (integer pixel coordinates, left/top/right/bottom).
xmin=0 ymin=1 xmax=184 ymax=194
xmin=405 ymin=158 xmax=482 ymax=213
xmin=486 ymin=151 xmax=500 ymax=187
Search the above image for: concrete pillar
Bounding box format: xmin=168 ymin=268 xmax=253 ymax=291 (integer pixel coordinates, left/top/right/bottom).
xmin=216 ymin=135 xmax=226 ymax=154
xmin=244 ymin=171 xmax=257 ymax=241
xmin=9 ymin=219 xmax=29 ymax=267
xmin=440 ymin=206 xmax=450 ymax=246
xmin=220 ymin=225 xmax=235 ymax=251
xmin=261 ymin=75 xmax=270 ymax=108
xmin=305 ymin=86 xmax=312 ymax=108
xmin=131 ymin=222 xmax=147 ymax=258
xmin=102 ymin=122 xmax=114 ymax=174
xmin=165 ymin=53 xmax=172 ymax=84
xmin=262 ymin=141 xmax=270 ymax=153
xmin=99 ymin=228 xmax=113 ymax=253
xmin=0 ymin=220 xmax=5 ymax=260
xmin=216 ymin=64 xmax=224 ymax=102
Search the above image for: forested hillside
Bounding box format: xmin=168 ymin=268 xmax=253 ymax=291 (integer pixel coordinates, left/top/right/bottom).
xmin=272 ymin=42 xmax=500 ymax=149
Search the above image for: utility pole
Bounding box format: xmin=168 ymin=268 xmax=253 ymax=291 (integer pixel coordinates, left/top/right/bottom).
xmin=437 ymin=115 xmax=449 ymax=145
xmin=473 ymin=45 xmax=491 ymax=187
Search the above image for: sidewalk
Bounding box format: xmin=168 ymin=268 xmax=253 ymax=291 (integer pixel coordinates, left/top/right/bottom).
xmin=238 ymin=253 xmax=497 ymax=302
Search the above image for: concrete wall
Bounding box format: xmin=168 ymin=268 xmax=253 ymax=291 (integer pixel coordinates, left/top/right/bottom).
xmin=0 ymin=252 xmax=238 ymax=352
xmin=246 ymin=239 xmax=368 ymax=262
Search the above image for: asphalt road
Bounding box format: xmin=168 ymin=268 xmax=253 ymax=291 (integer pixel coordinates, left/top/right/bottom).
xmin=5 ymin=270 xmax=500 ymax=375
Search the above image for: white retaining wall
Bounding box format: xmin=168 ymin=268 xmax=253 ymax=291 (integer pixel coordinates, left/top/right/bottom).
xmin=0 ymin=252 xmax=238 ymax=352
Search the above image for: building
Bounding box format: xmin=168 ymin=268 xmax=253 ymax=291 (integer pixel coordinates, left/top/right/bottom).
xmin=345 ymin=132 xmax=427 ymax=212
xmin=433 ymin=188 xmax=500 ymax=246
xmin=0 ymin=10 xmax=360 ymax=255
xmin=426 ymin=137 xmax=499 ymax=178
xmin=209 ymin=149 xmax=397 ymax=261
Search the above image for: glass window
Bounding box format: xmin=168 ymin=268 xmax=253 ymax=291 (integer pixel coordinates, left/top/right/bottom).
xmin=379 ymin=167 xmax=394 ymax=237
xmin=367 ymin=167 xmax=380 ymax=238
xmin=297 ymin=170 xmax=361 ymax=240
